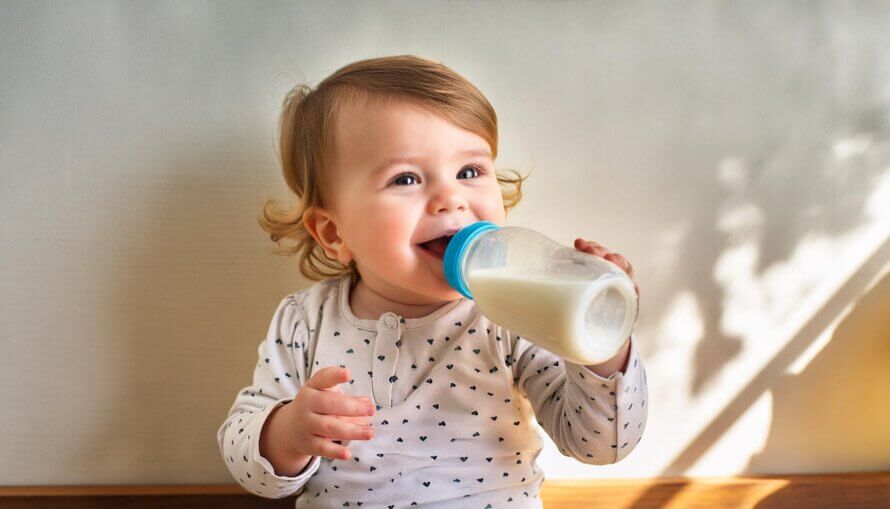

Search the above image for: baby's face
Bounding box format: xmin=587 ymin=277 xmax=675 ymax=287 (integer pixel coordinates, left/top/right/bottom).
xmin=326 ymin=99 xmax=506 ymax=304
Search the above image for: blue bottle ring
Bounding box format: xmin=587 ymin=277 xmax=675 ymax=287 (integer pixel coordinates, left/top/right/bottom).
xmin=443 ymin=221 xmax=500 ymax=299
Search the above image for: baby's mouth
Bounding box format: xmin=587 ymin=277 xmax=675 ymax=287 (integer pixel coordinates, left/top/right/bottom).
xmin=418 ymin=235 xmax=454 ymax=259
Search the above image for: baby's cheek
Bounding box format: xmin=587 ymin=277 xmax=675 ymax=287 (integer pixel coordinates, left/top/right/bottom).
xmin=358 ymin=227 xmax=412 ymax=266
xmin=481 ymin=187 xmax=507 ymax=222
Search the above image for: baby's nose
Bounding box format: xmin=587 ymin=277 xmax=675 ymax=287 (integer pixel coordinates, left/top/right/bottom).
xmin=429 ymin=191 xmax=468 ymax=214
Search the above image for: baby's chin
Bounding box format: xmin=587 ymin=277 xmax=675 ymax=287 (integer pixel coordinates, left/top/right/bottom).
xmin=411 ymin=283 xmax=464 ymax=305
xmin=358 ymin=261 xmax=465 ymax=304
xmin=435 ymin=286 xmax=466 ymax=302
xmin=405 ymin=276 xmax=465 ymax=304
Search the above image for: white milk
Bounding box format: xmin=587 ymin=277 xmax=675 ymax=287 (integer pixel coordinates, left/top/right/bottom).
xmin=467 ymin=267 xmax=636 ymax=365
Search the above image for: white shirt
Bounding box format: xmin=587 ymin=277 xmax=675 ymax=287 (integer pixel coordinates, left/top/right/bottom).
xmin=218 ymin=274 xmax=648 ymax=508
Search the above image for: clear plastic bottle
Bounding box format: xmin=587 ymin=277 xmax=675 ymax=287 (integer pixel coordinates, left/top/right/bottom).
xmin=443 ymin=221 xmax=638 ymax=365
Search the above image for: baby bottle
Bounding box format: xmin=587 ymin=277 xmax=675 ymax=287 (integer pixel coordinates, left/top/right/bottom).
xmin=443 ymin=221 xmax=639 ymax=365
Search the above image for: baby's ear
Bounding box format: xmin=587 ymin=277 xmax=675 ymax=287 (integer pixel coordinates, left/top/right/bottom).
xmin=303 ymin=206 xmax=353 ymax=265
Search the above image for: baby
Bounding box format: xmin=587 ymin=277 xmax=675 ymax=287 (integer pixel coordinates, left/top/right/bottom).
xmin=218 ymin=55 xmax=648 ymax=508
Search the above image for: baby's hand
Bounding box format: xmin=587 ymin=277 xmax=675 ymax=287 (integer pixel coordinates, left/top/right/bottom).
xmin=281 ymin=366 xmax=375 ymax=461
xmin=574 ymin=238 xmax=640 ymax=298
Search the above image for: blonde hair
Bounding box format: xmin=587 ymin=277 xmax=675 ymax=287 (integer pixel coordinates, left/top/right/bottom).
xmin=259 ymin=55 xmax=529 ymax=282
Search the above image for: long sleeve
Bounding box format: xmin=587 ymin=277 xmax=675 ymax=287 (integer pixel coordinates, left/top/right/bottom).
xmin=509 ymin=333 xmax=648 ymax=465
xmin=217 ymin=295 xmax=322 ymax=499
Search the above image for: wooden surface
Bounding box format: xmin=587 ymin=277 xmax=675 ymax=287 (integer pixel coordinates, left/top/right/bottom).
xmin=1 ymin=472 xmax=889 ymax=508
xmin=540 ymin=472 xmax=890 ymax=508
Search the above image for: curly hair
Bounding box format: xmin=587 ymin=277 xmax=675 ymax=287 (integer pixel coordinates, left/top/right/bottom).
xmin=259 ymin=55 xmax=529 ymax=282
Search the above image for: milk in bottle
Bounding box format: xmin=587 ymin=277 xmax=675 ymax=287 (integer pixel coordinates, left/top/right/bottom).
xmin=443 ymin=222 xmax=638 ymax=365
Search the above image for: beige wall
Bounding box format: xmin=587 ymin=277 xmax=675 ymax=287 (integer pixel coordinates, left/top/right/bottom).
xmin=1 ymin=1 xmax=888 ymax=485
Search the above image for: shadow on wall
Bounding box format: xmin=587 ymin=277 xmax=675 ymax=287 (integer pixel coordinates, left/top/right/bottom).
xmin=747 ymin=269 xmax=890 ymax=473
xmin=673 ymin=237 xmax=889 ymax=476
xmin=623 ymin=53 xmax=890 ymax=489
xmin=750 ymin=270 xmax=890 ymax=507
xmin=639 ymin=4 xmax=890 ymax=399
xmin=624 ymin=238 xmax=889 ymax=508
xmin=683 ymin=125 xmax=889 ymax=399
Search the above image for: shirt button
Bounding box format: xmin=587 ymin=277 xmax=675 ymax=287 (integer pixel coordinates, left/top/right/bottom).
xmin=382 ymin=313 xmax=399 ymax=329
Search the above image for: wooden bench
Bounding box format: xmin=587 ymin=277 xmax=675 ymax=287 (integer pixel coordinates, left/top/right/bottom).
xmin=2 ymin=472 xmax=888 ymax=508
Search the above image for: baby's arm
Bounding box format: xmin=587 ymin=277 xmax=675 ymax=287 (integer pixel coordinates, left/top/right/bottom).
xmin=509 ymin=332 xmax=648 ymax=464
xmin=584 ymin=338 xmax=632 ymax=378
xmin=216 ymin=295 xmax=320 ymax=498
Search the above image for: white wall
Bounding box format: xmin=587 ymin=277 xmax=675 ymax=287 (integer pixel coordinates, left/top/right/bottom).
xmin=1 ymin=0 xmax=888 ymax=485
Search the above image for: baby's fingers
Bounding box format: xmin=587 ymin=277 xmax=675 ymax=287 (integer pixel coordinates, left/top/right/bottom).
xmin=604 ymin=252 xmax=633 ymax=277
xmin=306 ymin=435 xmax=352 ymax=461
xmin=575 ymin=238 xmax=609 ymax=257
xmin=307 ymin=366 xmax=351 ymax=391
xmin=310 ymin=390 xmax=375 ymax=417
xmin=337 ymin=414 xmax=374 ymax=427
xmin=309 ymin=413 xmax=373 ymax=442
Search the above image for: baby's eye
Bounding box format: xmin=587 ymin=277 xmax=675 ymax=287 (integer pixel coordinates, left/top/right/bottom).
xmin=392 ymin=173 xmax=420 ymax=186
xmin=457 ymin=165 xmax=484 ymax=179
